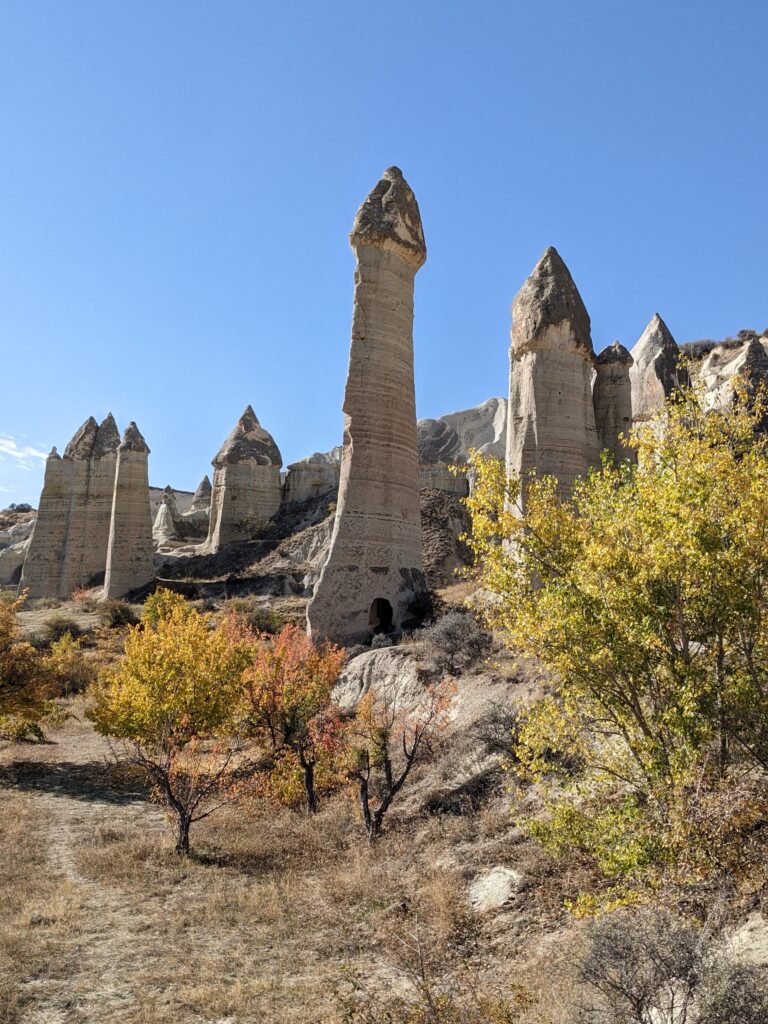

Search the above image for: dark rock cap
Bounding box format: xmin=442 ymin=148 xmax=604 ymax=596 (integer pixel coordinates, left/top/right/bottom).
xmin=64 ymin=417 xmax=99 ymax=460
xmin=48 ymin=446 xmax=61 ymax=461
xmin=213 ymin=406 xmax=282 ymax=469
xmin=596 ymin=340 xmax=633 ymax=367
xmin=511 ymin=247 xmax=593 ymax=356
xmin=120 ymin=422 xmax=150 ymax=454
xmin=93 ymin=413 xmax=121 ymax=457
xmin=417 ymin=419 xmax=462 ymax=465
xmin=350 ymin=166 xmax=427 ymax=268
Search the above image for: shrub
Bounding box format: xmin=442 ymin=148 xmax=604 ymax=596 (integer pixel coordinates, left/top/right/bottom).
xmin=421 ymin=610 xmax=492 ymax=676
xmin=572 ymin=907 xmax=768 ymax=1024
xmin=39 ymin=613 xmax=82 ymax=646
xmin=43 ymin=633 xmax=96 ymax=696
xmin=98 ymin=600 xmax=138 ymax=629
xmin=71 ymin=587 xmax=98 ymax=612
xmin=223 ymin=597 xmax=289 ymax=635
xmin=342 ymin=679 xmax=454 ymax=840
xmin=0 ymin=595 xmax=61 ymax=740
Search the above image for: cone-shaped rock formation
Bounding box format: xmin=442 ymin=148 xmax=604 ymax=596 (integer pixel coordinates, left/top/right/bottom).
xmin=189 ymin=475 xmax=212 ymax=512
xmin=103 ymin=423 xmax=154 ymax=599
xmin=629 ymin=314 xmax=689 ymax=422
xmin=593 ymin=342 xmax=635 ymax=463
xmin=205 ymin=406 xmax=283 ymax=552
xmin=505 ymin=247 xmax=599 ymax=507
xmin=307 ymin=166 xmax=429 ymax=643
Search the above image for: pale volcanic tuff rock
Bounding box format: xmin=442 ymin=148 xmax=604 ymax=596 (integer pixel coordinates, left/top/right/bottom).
xmin=80 ymin=414 xmax=121 ymax=585
xmin=283 ymin=448 xmax=342 ymax=505
xmin=593 ymin=341 xmax=635 ymax=463
xmin=189 ymin=474 xmax=212 ymax=512
xmin=205 ymin=406 xmax=283 ymax=552
xmin=20 ymin=414 xmax=120 ymax=598
xmin=103 ymin=423 xmax=154 ymax=599
xmin=506 ymin=247 xmax=599 ymax=507
xmin=307 ymin=167 xmax=430 ymax=644
xmin=698 ymin=335 xmax=768 ymax=418
xmin=17 ymin=448 xmax=69 ymax=598
xmin=629 ymin=313 xmax=690 ymax=422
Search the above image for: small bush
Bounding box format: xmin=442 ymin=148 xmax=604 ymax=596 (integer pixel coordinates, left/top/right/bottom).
xmin=421 ymin=610 xmax=492 ymax=676
xmin=223 ymin=597 xmax=288 ymax=635
xmin=99 ymin=600 xmax=139 ymax=629
xmin=43 ymin=633 xmax=96 ymax=696
xmin=697 ymin=962 xmax=768 ymax=1024
xmin=71 ymin=587 xmax=98 ymax=612
xmin=39 ymin=613 xmax=82 ymax=646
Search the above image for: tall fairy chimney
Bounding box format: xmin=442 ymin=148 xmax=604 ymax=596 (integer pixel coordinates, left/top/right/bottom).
xmin=307 ymin=166 xmax=429 ymax=644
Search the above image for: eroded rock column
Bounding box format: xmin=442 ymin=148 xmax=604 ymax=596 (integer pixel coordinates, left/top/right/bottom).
xmin=58 ymin=417 xmax=99 ymax=596
xmin=593 ymin=341 xmax=635 ymax=463
xmin=629 ymin=313 xmax=690 ymax=423
xmin=307 ymin=166 xmax=429 ymax=644
xmin=103 ymin=423 xmax=154 ymax=599
xmin=506 ymin=247 xmax=599 ymax=508
xmin=18 ymin=448 xmax=68 ymax=598
xmin=205 ymin=406 xmax=283 ymax=552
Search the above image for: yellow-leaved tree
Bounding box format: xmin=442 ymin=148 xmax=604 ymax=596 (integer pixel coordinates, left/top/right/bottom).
xmin=0 ymin=593 xmax=62 ymax=741
xmin=468 ymin=384 xmax=768 ymax=905
xmin=89 ymin=590 xmax=258 ymax=854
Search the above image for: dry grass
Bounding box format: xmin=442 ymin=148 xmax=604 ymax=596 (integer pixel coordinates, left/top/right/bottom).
xmin=0 ymin=793 xmax=82 ymax=1023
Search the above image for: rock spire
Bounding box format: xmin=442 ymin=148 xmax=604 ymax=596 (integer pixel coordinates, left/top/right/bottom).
xmin=103 ymin=423 xmax=154 ymax=599
xmin=20 ymin=414 xmax=121 ymax=598
xmin=189 ymin=474 xmax=212 ymax=512
xmin=593 ymin=342 xmax=636 ymax=463
xmin=629 ymin=313 xmax=689 ymax=422
xmin=205 ymin=407 xmax=283 ymax=552
xmin=506 ymin=247 xmax=599 ymax=507
xmin=307 ymin=166 xmax=430 ymax=643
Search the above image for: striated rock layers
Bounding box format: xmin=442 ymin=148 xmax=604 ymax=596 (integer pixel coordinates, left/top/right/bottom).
xmin=593 ymin=341 xmax=635 ymax=463
xmin=205 ymin=406 xmax=283 ymax=552
xmin=629 ymin=313 xmax=689 ymax=422
xmin=283 ymin=449 xmax=342 ymax=505
xmin=506 ymin=247 xmax=599 ymax=507
xmin=307 ymin=166 xmax=429 ymax=644
xmin=103 ymin=423 xmax=154 ymax=599
xmin=20 ymin=414 xmax=120 ymax=598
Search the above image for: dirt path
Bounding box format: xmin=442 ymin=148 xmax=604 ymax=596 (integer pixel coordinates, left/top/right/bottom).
xmin=0 ymin=703 xmax=170 ymax=1023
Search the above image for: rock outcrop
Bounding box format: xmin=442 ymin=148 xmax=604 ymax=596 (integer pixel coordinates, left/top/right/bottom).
xmin=593 ymin=341 xmax=635 ymax=462
xmin=506 ymin=247 xmax=599 ymax=506
xmin=629 ymin=313 xmax=689 ymax=422
xmin=307 ymin=166 xmax=430 ymax=643
xmin=103 ymin=423 xmax=154 ymax=599
xmin=80 ymin=414 xmax=121 ymax=585
xmin=698 ymin=334 xmax=768 ymax=420
xmin=205 ymin=406 xmax=283 ymax=553
xmin=283 ymin=449 xmax=342 ymax=505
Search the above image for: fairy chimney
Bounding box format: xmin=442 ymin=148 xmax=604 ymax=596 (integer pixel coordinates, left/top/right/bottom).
xmin=506 ymin=247 xmax=599 ymax=508
xmin=307 ymin=166 xmax=429 ymax=643
xmin=629 ymin=313 xmax=689 ymax=422
xmin=205 ymin=406 xmax=282 ymax=552
xmin=593 ymin=342 xmax=635 ymax=463
xmin=103 ymin=423 xmax=154 ymax=599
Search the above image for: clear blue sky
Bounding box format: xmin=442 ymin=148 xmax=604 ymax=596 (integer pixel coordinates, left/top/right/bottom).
xmin=1 ymin=0 xmax=767 ymax=505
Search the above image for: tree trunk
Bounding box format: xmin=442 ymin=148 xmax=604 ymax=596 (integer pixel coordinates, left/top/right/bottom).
xmin=175 ymin=814 xmax=191 ymax=855
xmin=303 ymin=757 xmax=317 ymax=814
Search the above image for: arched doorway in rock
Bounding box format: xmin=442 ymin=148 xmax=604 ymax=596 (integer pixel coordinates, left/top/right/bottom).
xmin=368 ymin=598 xmax=394 ymax=636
